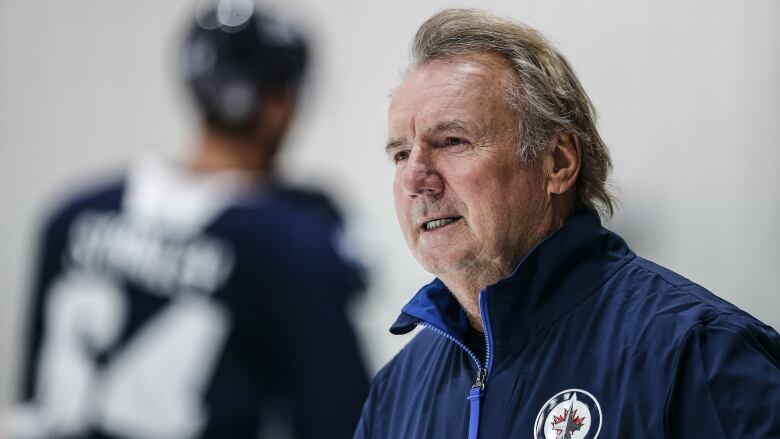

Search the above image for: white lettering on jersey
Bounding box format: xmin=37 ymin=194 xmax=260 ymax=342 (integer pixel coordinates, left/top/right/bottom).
xmin=67 ymin=211 xmax=234 ymax=296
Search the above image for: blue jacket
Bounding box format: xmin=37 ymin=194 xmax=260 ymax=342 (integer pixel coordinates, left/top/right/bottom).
xmin=355 ymin=213 xmax=780 ymax=438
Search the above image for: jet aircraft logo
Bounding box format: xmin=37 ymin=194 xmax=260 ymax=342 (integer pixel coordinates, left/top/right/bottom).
xmin=534 ymin=389 xmax=602 ymax=439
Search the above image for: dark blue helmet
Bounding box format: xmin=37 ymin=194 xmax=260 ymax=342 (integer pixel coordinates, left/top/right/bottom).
xmin=180 ymin=0 xmax=308 ymax=132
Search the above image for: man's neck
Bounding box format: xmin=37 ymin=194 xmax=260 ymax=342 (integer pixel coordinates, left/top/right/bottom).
xmin=440 ymin=210 xmax=570 ymax=333
xmin=189 ymin=128 xmax=271 ymax=178
xmin=440 ymin=262 xmax=517 ymax=333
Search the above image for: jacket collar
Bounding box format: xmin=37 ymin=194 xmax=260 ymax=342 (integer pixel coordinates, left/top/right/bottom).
xmin=390 ymin=212 xmax=634 ymax=344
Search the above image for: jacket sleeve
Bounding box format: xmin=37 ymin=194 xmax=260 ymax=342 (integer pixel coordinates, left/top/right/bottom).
xmin=664 ymin=314 xmax=780 ymax=437
xmin=353 ymin=366 xmax=390 ymax=439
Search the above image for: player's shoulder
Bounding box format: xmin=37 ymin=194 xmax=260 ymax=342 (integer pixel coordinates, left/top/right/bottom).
xmin=236 ymin=184 xmax=341 ymax=219
xmin=217 ymin=183 xmax=345 ymax=235
xmin=41 ymin=173 xmax=126 ymax=235
xmin=270 ymin=185 xmax=341 ymax=218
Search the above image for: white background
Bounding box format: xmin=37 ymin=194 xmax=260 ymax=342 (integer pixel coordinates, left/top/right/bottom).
xmin=1 ymin=0 xmax=778 ymax=409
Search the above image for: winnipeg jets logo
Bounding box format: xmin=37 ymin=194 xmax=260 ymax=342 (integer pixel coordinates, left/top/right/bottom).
xmin=534 ymin=389 xmax=601 ymax=439
xmin=550 ymin=394 xmax=586 ymax=438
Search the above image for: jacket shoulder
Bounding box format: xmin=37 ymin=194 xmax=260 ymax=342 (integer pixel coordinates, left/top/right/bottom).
xmin=606 ymin=256 xmax=772 ymax=355
xmin=624 ymin=256 xmax=750 ymax=318
xmin=373 ymin=329 xmax=446 ymax=384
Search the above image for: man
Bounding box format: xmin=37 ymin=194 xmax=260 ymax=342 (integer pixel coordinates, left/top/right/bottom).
xmin=355 ymin=8 xmax=780 ymax=439
xmin=8 ymin=3 xmax=369 ymax=438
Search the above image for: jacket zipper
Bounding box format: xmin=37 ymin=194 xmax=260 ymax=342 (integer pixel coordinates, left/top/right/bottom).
xmin=416 ymin=290 xmax=493 ymax=439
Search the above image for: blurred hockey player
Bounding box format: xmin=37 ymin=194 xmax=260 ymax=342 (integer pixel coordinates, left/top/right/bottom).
xmin=8 ymin=1 xmax=370 ymax=438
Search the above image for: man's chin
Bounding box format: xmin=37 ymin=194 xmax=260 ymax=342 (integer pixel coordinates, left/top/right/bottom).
xmin=414 ymin=250 xmax=470 ymax=277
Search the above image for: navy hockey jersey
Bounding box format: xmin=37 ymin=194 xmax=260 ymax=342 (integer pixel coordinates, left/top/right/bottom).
xmin=13 ymin=157 xmax=370 ymax=439
xmin=355 ymin=212 xmax=780 ymax=438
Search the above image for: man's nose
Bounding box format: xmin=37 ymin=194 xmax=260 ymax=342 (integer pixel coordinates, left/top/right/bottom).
xmin=400 ymin=148 xmax=444 ymax=198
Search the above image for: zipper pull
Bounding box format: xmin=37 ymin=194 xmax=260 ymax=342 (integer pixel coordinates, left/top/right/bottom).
xmin=467 ymin=367 xmax=487 ymax=439
xmin=473 ymin=367 xmax=487 ymax=390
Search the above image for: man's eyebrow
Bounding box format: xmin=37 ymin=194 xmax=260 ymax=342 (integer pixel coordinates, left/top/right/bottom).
xmin=429 ymin=120 xmax=470 ymax=134
xmin=385 ymin=120 xmax=475 ymax=152
xmin=385 ymin=137 xmax=407 ymax=152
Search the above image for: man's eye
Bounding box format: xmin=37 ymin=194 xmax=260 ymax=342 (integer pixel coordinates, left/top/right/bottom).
xmin=444 ymin=137 xmax=467 ymax=146
xmin=393 ymin=150 xmax=410 ymax=163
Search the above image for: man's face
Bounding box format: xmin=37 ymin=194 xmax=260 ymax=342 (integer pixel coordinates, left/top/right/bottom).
xmin=388 ymin=53 xmax=553 ymax=279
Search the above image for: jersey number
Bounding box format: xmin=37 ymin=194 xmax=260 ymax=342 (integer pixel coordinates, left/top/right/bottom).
xmin=29 ymin=270 xmax=228 ymax=438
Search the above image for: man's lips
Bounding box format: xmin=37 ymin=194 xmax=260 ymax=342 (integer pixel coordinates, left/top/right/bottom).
xmin=420 ymin=216 xmax=463 ymax=231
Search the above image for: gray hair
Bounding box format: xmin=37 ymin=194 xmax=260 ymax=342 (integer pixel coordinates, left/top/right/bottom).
xmin=411 ymin=8 xmax=615 ymax=219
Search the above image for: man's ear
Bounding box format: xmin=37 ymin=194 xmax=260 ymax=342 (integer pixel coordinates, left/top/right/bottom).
xmin=546 ymin=132 xmax=581 ymax=195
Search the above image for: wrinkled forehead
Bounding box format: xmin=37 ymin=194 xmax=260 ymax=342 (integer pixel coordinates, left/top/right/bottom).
xmin=388 ymin=53 xmax=518 ymax=137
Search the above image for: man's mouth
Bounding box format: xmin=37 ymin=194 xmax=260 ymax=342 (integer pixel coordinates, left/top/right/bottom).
xmin=422 ymin=216 xmax=462 ymax=231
